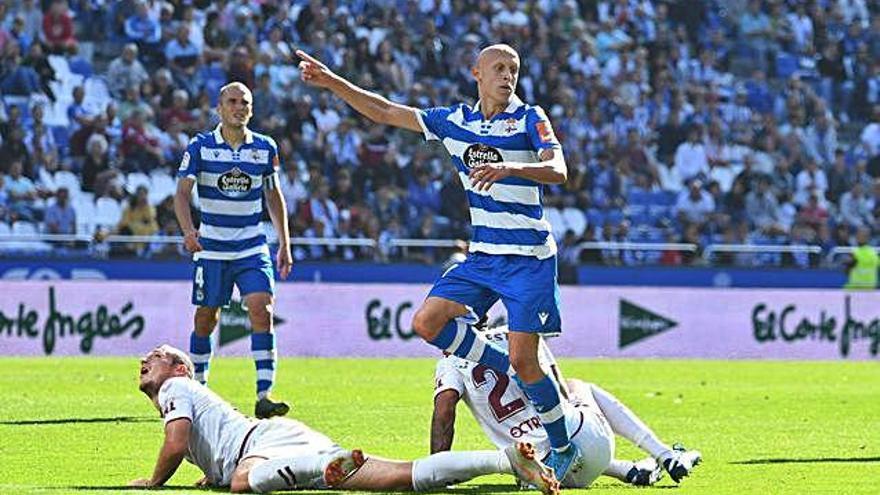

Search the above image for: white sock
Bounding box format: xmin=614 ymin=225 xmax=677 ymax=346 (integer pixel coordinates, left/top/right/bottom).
xmin=411 ymin=451 xmax=511 ymax=491
xmin=603 ymin=459 xmax=636 ymax=482
xmin=247 ymin=455 xmax=327 ymax=493
xmin=590 ymin=384 xmax=671 ymax=459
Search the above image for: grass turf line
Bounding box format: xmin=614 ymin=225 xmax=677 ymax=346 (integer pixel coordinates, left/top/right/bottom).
xmin=0 ymin=358 xmax=878 ymax=494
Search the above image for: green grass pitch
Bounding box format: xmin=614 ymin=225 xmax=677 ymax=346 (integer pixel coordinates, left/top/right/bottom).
xmin=1 ymin=357 xmax=878 ymax=494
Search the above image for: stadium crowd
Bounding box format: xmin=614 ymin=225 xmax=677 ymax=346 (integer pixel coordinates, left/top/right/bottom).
xmin=1 ymin=0 xmax=879 ymax=267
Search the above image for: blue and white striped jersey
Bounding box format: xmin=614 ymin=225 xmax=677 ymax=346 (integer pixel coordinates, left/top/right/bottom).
xmin=416 ymin=96 xmax=561 ymax=259
xmin=177 ymin=125 xmax=280 ymax=260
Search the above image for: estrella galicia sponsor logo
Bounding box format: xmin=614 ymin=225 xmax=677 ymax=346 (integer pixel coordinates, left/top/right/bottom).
xmin=217 ymin=167 xmax=252 ymax=198
xmin=752 ymin=295 xmax=880 ymax=357
xmin=463 ymin=143 xmax=503 ymax=168
xmin=619 ymin=299 xmax=678 ymax=348
xmin=366 ymin=299 xmax=417 ymax=341
xmin=218 ymin=299 xmax=285 ymax=347
xmin=0 ymin=287 xmax=144 ymax=355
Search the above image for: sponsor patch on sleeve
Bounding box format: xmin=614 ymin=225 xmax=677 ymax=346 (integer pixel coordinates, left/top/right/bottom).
xmin=536 ymin=121 xmax=556 ymax=143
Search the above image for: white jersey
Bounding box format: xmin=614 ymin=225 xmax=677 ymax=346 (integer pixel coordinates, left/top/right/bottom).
xmin=433 ymin=330 xmax=564 ymax=454
xmin=158 ymin=377 xmax=256 ymax=486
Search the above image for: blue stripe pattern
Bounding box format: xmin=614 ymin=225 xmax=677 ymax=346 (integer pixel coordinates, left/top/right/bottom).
xmin=429 ymin=320 xmax=510 ymax=372
xmin=189 ymin=332 xmax=212 ymax=385
xmin=177 ymin=128 xmax=279 ymax=258
xmin=467 ymin=192 xmax=543 ymax=219
xmin=421 ymin=99 xmax=560 ymax=257
xmin=471 ymin=227 xmax=549 ymax=246
xmin=252 ymin=332 xmax=276 ymax=397
xmin=522 ymin=376 xmax=570 ymax=449
xmin=200 ymin=235 xmax=267 ymax=253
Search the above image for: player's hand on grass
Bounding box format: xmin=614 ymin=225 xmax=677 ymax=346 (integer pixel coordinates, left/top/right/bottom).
xmin=297 ymin=50 xmax=335 ymax=88
xmin=194 ymin=476 xmax=211 ymax=487
xmin=128 ymin=478 xmax=154 ymax=488
xmin=469 ymin=163 xmax=512 ymax=191
xmin=276 ymin=246 xmax=293 ymax=279
xmin=183 ymin=229 xmax=203 ymax=253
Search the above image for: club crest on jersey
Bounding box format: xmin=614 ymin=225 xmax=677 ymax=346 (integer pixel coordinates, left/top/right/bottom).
xmin=217 ymin=167 xmax=252 ymax=198
xmin=504 ymin=118 xmax=517 ymax=134
xmin=463 ymin=143 xmax=503 ymax=168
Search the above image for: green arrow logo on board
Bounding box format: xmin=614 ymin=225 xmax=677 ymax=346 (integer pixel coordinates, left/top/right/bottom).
xmin=219 ymin=300 xmax=286 ymax=347
xmin=619 ymin=299 xmax=677 ymax=349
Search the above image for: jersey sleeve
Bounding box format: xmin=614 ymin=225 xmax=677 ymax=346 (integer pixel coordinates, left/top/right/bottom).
xmin=525 ymin=105 xmax=562 ymax=152
xmin=177 ymin=137 xmax=201 ymax=180
xmin=433 ymin=357 xmax=466 ymax=399
xmin=416 ymin=106 xmax=452 ymax=142
xmin=263 ymin=137 xmax=281 ymax=189
xmin=158 ymin=377 xmax=195 ymax=425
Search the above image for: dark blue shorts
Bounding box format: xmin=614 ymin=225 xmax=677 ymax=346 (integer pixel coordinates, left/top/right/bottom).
xmin=429 ymin=252 xmax=562 ymax=334
xmin=192 ymin=254 xmax=274 ymax=307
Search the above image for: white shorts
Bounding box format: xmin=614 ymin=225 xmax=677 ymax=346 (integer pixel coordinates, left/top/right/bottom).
xmin=240 ymin=418 xmax=346 ymax=488
xmin=561 ymin=399 xmax=615 ymax=488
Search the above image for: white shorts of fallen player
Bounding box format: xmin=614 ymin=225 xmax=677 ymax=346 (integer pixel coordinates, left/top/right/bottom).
xmin=559 ymin=395 xmax=615 ymax=488
xmin=240 ymin=417 xmax=348 ymax=489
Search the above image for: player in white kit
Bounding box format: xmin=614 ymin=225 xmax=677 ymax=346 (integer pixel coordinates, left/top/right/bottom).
xmin=131 ymin=345 xmax=561 ymax=494
xmin=431 ymin=327 xmax=702 ymax=488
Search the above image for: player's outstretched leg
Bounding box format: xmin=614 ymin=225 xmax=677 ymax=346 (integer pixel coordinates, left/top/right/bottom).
xmin=238 ymin=450 xmax=363 ymax=493
xmin=190 ymin=307 xmax=219 ymax=385
xmin=605 ymin=458 xmax=664 ymax=486
xmin=574 ymin=380 xmax=702 ymax=483
xmin=413 ymin=297 xmax=510 ymax=373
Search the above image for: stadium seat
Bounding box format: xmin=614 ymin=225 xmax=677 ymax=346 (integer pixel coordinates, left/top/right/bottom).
xmin=68 ymin=57 xmax=94 ymax=78
xmin=0 ymin=222 xmax=11 ymax=236
xmin=94 ymin=197 xmax=123 ymax=229
xmin=149 ymin=172 xmax=177 ymax=205
xmin=75 ymin=197 xmax=97 ymax=235
xmin=126 ymin=172 xmax=151 ymax=194
xmin=38 ymin=167 xmax=56 ymax=190
xmin=8 ymin=221 xmax=51 ymax=252
xmin=561 ymin=207 xmax=587 ymax=237
xmin=53 ymin=171 xmax=82 ymax=197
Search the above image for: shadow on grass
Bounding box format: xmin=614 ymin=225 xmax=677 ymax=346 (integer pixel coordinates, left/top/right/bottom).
xmin=731 ymin=456 xmax=880 ymax=465
xmin=59 ymin=486 xmax=224 ymax=492
xmin=0 ymin=416 xmax=158 ymax=426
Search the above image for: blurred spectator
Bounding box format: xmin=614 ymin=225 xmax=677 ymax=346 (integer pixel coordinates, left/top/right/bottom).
xmin=3 ymin=160 xmax=39 ymax=222
xmin=839 ymin=182 xmax=874 ymax=229
xmin=117 ymin=185 xmax=158 ymax=253
xmin=746 ymin=177 xmax=786 ymax=235
xmin=107 ymin=43 xmax=150 ymax=99
xmin=675 ymin=179 xmax=714 ymax=230
xmin=672 ymin=125 xmax=709 ymax=186
xmin=67 ymin=85 xmax=93 ymax=133
xmin=121 ymin=109 xmax=164 ymax=172
xmin=42 ymin=0 xmax=76 ymax=54
xmin=44 ymin=187 xmax=75 ymax=234
xmin=795 ymin=160 xmax=829 ymax=205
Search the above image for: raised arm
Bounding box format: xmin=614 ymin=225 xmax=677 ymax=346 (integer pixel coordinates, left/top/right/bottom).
xmin=431 ymin=389 xmax=461 ymax=454
xmin=297 ymin=50 xmax=422 ymax=133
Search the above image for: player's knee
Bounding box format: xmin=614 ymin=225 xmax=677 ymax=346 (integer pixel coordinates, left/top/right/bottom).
xmin=411 ymin=308 xmax=442 ymax=340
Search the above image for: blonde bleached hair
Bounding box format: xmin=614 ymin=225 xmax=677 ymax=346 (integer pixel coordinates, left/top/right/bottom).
xmin=155 ymin=345 xmax=195 ymax=379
